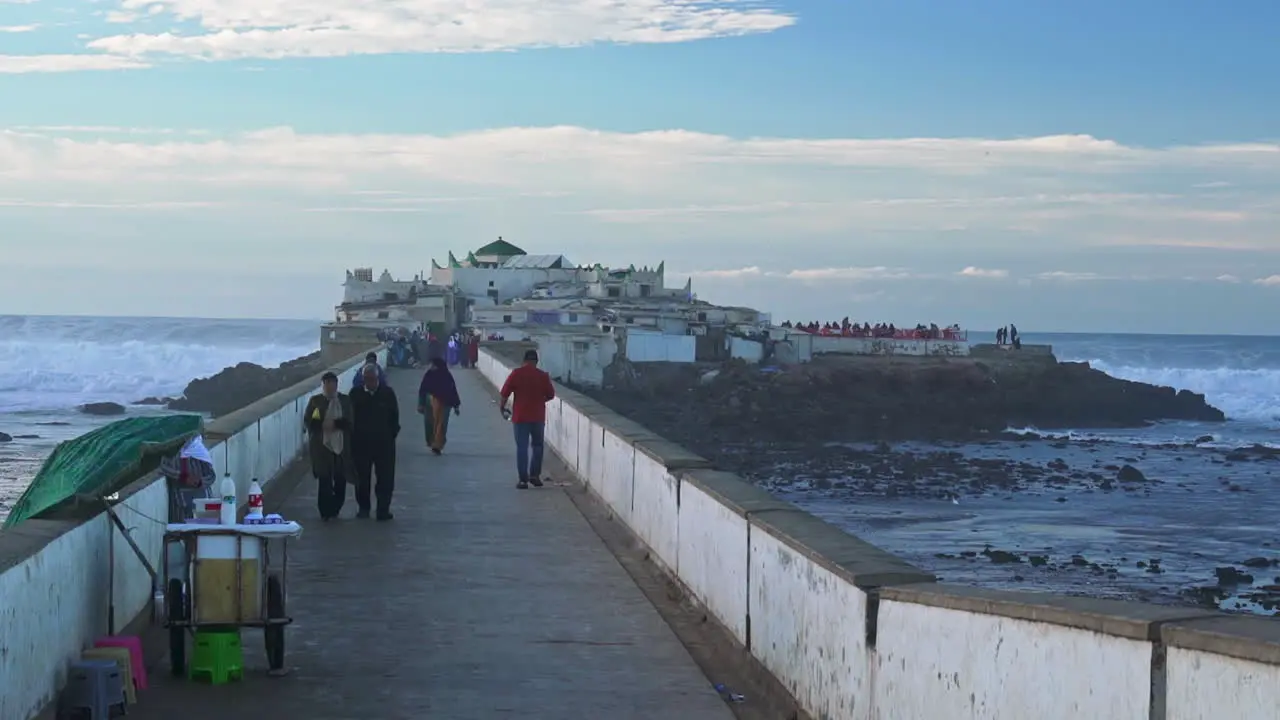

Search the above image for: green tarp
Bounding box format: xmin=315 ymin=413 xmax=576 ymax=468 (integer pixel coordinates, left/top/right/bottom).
xmin=3 ymin=414 xmax=204 ymax=529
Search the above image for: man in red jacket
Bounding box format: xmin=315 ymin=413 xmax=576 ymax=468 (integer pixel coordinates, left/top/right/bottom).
xmin=499 ymin=349 xmax=556 ymax=489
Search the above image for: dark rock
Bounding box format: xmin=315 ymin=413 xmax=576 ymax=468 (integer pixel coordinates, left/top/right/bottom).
xmin=982 ymin=548 xmax=1021 ymax=564
xmin=132 ymin=396 xmax=174 ymax=406
xmin=168 ymin=351 xmax=326 ymax=417
xmin=1116 ymin=464 xmax=1147 ymax=483
xmin=36 ymin=421 xmax=70 ymax=426
xmin=13 ymin=434 xmax=38 ymax=439
xmin=79 ymin=402 xmax=126 ymax=416
xmin=1215 ymin=567 xmax=1255 ymax=586
xmin=0 ymin=431 xmax=10 ymax=442
xmin=1242 ymin=557 xmax=1276 ymax=569
xmin=1195 ymin=435 xmax=1214 ymax=444
xmin=576 ymin=353 xmax=1225 ymax=447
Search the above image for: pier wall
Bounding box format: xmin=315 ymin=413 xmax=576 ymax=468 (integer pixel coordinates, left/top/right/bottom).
xmin=0 ymin=348 xmax=385 ymax=720
xmin=476 ymin=344 xmax=1280 ymax=720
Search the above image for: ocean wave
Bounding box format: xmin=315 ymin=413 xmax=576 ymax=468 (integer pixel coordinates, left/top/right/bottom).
xmin=0 ymin=316 xmax=318 ymax=413
xmin=1081 ymin=361 xmax=1280 ymax=424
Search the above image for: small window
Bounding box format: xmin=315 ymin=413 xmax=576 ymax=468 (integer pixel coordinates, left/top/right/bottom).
xmin=640 ymin=284 xmax=651 ymax=297
xmin=625 ymin=317 xmax=634 ymax=324
xmin=697 ymin=312 xmax=707 ymax=322
xmin=607 ymin=286 xmax=621 ymax=298
xmin=573 ymin=341 xmax=589 ymax=352
xmin=376 ymin=311 xmax=390 ymax=319
xmin=503 ymin=314 xmax=513 ymax=323
xmin=488 ymin=280 xmax=495 ymax=287
xmin=568 ymin=313 xmax=579 ymax=322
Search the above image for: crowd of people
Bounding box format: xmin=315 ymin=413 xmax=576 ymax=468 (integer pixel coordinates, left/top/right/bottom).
xmin=379 ymin=326 xmax=482 ymax=369
xmin=780 ymin=318 xmax=966 ymax=341
xmin=302 ymin=335 xmax=559 ymax=521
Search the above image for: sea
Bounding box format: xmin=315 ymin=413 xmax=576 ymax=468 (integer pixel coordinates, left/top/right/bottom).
xmin=0 ymin=315 xmax=321 ymax=523
xmin=3 ymin=318 xmax=1279 ymax=610
xmin=773 ymin=330 xmax=1280 ymax=612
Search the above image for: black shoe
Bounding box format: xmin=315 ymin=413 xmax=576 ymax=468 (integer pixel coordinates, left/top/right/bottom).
xmin=516 ymin=481 xmax=529 ymax=490
xmin=431 ymin=448 xmax=442 ymax=456
xmin=376 ymin=512 xmax=393 ymax=521
xmin=356 ymin=508 xmax=370 ymax=519
xmin=528 ymin=476 xmax=544 ymax=488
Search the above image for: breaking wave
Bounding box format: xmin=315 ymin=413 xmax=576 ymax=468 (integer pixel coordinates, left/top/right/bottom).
xmin=0 ymin=315 xmax=319 ymax=413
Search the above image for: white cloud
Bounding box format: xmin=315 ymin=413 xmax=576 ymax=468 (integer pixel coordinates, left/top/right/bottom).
xmin=75 ymin=0 xmax=794 ymax=63
xmin=1035 ymin=271 xmax=1109 ymax=282
xmin=1216 ymin=274 xmax=1241 ymax=283
xmin=0 ymin=54 xmax=150 ymax=73
xmin=1255 ymin=275 xmax=1280 ymax=286
xmin=0 ymin=24 xmax=39 ymax=32
xmin=682 ymin=266 xmax=915 ymax=282
xmin=0 ymin=125 xmax=1277 ymax=260
xmin=957 ymin=266 xmax=1008 ymax=279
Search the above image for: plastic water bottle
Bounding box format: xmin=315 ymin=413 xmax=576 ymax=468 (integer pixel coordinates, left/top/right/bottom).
xmin=219 ymin=475 xmax=238 ymax=525
xmin=246 ymin=479 xmax=264 ymax=520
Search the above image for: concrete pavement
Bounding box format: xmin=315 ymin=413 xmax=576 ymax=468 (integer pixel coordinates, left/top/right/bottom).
xmin=123 ymin=366 xmax=734 ymax=720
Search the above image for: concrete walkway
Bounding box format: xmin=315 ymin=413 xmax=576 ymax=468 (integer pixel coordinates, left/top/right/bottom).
xmin=126 ymin=367 xmax=733 ymax=720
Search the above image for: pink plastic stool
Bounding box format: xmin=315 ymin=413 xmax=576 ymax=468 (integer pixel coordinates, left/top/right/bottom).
xmin=95 ymin=636 xmax=147 ymax=690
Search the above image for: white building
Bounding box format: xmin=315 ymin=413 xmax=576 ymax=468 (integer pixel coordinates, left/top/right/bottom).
xmin=429 ymin=238 xmax=691 ymax=310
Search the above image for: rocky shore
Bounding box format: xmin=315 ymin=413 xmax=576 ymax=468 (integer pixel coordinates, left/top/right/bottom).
xmin=586 ymin=353 xmax=1224 ymax=448
xmin=572 ymin=353 xmax=1271 ymax=612
xmin=164 ymin=351 xmax=329 ymax=417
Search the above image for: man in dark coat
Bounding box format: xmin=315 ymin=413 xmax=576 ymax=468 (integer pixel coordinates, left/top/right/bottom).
xmin=303 ymin=371 xmax=356 ymax=520
xmin=350 ymin=363 xmax=401 ymax=520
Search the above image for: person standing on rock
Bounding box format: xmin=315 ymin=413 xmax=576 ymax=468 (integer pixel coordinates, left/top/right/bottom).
xmin=351 ymin=363 xmax=401 ymax=520
xmin=350 ymin=351 xmax=387 ymax=392
xmin=303 ymin=371 xmax=355 ymax=521
xmin=499 ymin=349 xmax=556 ymax=489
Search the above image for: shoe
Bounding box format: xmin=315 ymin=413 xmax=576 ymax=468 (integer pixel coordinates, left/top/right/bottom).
xmin=528 ymin=476 xmax=544 ymax=488
xmin=431 ymin=448 xmax=442 ymax=456
xmin=516 ymin=481 xmax=529 ymax=490
xmin=376 ymin=512 xmax=394 ymax=521
xmin=356 ymin=508 xmax=371 ymax=519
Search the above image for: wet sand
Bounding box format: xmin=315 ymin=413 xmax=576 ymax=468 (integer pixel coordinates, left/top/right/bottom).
xmin=732 ymin=434 xmax=1280 ymax=614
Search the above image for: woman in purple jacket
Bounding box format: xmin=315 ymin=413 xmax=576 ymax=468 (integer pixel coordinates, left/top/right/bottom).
xmin=417 ymin=357 xmax=461 ymax=455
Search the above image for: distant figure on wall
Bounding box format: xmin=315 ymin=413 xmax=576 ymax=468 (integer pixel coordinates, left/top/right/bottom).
xmin=499 ymin=349 xmax=556 ymax=490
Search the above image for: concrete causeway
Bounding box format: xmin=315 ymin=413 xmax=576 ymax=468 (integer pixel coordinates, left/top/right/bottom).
xmin=124 ymin=367 xmax=734 ymax=720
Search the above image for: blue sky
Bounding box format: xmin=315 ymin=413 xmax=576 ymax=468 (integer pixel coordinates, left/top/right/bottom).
xmin=2 ymin=0 xmax=1279 ymax=333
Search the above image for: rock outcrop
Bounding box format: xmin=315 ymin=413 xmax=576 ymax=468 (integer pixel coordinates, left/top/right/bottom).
xmin=168 ymin=352 xmax=328 ymax=417
xmin=581 ymin=354 xmax=1225 ymax=446
xmin=79 ymin=402 xmax=127 ymax=416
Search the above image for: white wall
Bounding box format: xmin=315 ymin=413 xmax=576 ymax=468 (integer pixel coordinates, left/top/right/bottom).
xmin=474 ymin=345 xmax=1280 ymax=720
xmin=808 ymin=335 xmax=970 ymax=357
xmin=533 ymin=333 xmax=619 ymax=389
xmin=0 ymin=348 xmax=386 ymax=720
xmin=624 ymin=330 xmax=695 ymax=363
xmin=728 ymin=336 xmax=763 ymax=362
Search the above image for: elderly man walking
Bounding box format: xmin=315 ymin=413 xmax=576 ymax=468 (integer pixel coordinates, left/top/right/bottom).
xmin=303 ymin=371 xmax=355 ymax=520
xmin=350 ymin=363 xmax=401 ymax=520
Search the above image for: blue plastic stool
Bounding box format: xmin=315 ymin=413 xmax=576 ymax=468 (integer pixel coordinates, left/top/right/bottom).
xmin=57 ymin=659 xmax=127 ymax=719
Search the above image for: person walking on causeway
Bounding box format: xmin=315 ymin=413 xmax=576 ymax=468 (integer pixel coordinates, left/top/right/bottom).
xmin=303 ymin=371 xmax=355 ymax=521
xmin=418 ymin=357 xmax=461 ymax=455
xmin=499 ymin=349 xmax=556 ymax=489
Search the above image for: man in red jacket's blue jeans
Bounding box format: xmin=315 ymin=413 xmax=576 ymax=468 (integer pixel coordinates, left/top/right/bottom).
xmin=499 ymin=349 xmax=556 ymax=489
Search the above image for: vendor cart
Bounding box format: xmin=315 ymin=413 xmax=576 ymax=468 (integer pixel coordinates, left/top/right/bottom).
xmin=162 ymin=522 xmax=302 ymax=676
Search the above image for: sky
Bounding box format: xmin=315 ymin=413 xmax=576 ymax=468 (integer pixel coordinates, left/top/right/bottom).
xmin=1 ymin=0 xmax=1279 ymax=334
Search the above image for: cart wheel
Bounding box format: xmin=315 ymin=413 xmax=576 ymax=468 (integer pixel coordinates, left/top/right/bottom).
xmin=264 ymin=574 xmax=286 ymax=672
xmin=167 ymin=578 xmax=190 ymax=677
